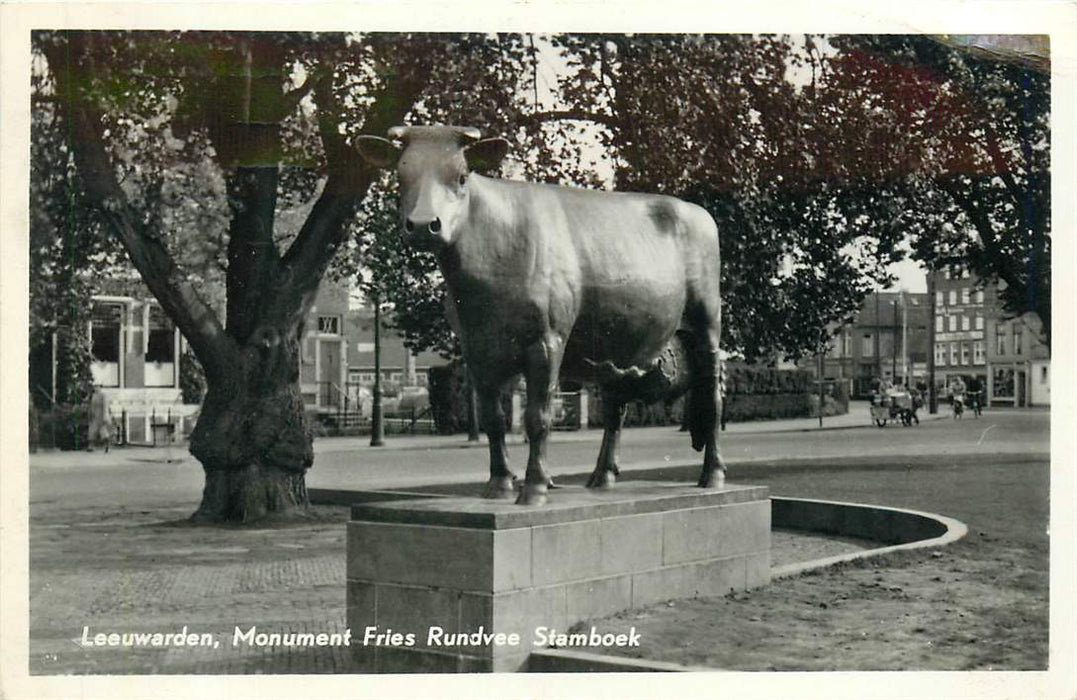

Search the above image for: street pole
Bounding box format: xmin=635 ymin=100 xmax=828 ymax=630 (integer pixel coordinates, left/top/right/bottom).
xmin=874 ymin=290 xmax=881 ymax=380
xmin=891 ymin=300 xmax=897 ymax=382
xmin=818 ymin=335 xmax=825 ymax=429
xmin=370 ymin=296 xmax=384 ymax=447
xmin=901 ymin=291 xmax=908 ymax=387
xmin=927 ymin=271 xmax=937 ymax=414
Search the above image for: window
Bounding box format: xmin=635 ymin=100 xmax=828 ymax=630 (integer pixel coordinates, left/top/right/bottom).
xmin=961 ymin=343 xmax=970 ymax=365
xmin=975 ymin=314 xmax=984 ymax=330
xmin=843 ymin=331 xmax=851 ymax=357
xmin=862 ymin=333 xmax=874 ymax=356
xmin=935 ymin=343 xmax=947 ymax=367
xmin=961 ymin=315 xmax=970 ymax=331
xmin=948 ymin=290 xmax=957 ymax=305
xmin=949 ymin=342 xmax=958 ymax=365
xmin=1013 ymin=326 xmax=1022 ymax=355
xmin=993 ymin=368 xmax=1015 ymax=398
xmin=145 ymin=305 xmax=174 ymax=364
xmin=91 ymin=304 xmax=123 ymax=363
xmin=961 ymin=288 xmax=970 ymax=304
xmin=973 ymin=341 xmax=985 ymax=365
xmin=317 ymin=315 xmax=340 ymax=335
xmin=936 ymin=291 xmax=944 ymax=307
xmin=935 ymin=315 xmax=944 ymax=333
xmin=975 ymin=290 xmax=984 ymax=304
xmin=948 ymin=315 xmax=957 ymax=332
xmin=962 ymin=267 xmax=970 ymax=279
xmin=1040 ymin=366 xmax=1048 ymax=383
xmin=944 ymin=268 xmax=951 ymax=280
xmin=996 ymin=327 xmax=1007 ymax=355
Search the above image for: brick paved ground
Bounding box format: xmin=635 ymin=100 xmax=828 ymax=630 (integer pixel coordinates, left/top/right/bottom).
xmin=29 ymin=503 xmax=356 ymax=674
xmin=28 ymin=497 xmax=878 ymax=674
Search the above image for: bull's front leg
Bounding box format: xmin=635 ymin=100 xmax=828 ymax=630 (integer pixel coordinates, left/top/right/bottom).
xmin=517 ymin=336 xmax=564 ymax=506
xmin=477 ymin=383 xmax=517 ymax=500
xmin=586 ymin=396 xmax=626 ymax=489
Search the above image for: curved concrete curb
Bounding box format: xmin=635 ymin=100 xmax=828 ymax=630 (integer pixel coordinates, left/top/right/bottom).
xmin=527 ymin=649 xmax=712 ymax=673
xmin=770 ymin=496 xmax=968 ymax=579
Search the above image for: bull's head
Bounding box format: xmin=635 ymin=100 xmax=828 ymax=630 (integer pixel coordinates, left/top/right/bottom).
xmin=354 ymin=125 xmax=509 ymax=250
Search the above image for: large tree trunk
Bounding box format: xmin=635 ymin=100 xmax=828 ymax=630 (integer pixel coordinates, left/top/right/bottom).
xmin=188 ymin=326 xmax=314 ymax=523
xmin=44 ymin=31 xmax=428 ymax=524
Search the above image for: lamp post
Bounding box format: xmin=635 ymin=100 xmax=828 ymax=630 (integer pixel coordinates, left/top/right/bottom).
xmin=370 ymin=295 xmax=384 ymax=447
xmin=891 ymin=299 xmax=898 ymax=382
xmin=927 ymin=271 xmax=938 ymax=414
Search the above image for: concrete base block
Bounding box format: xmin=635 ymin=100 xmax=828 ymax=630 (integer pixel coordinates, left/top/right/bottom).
xmin=346 ymin=482 xmax=770 ymax=673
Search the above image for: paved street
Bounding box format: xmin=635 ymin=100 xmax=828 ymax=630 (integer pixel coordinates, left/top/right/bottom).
xmin=29 ymin=403 xmax=1050 ymax=509
xmin=24 ymin=405 xmax=1050 ymax=675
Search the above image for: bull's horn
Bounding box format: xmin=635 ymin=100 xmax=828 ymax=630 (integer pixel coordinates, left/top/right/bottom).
xmin=387 ymin=126 xmax=409 ymax=141
xmin=455 ymin=126 xmax=482 ymax=143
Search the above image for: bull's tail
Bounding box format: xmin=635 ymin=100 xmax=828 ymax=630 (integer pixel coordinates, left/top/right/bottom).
xmin=686 ymin=350 xmax=725 ymax=452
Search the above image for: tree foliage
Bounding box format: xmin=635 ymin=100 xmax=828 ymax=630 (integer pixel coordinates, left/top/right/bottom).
xmin=829 ymin=35 xmax=1050 ymax=345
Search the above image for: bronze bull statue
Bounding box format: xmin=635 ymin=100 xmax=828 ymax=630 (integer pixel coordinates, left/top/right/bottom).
xmin=356 ymin=125 xmax=726 ymax=505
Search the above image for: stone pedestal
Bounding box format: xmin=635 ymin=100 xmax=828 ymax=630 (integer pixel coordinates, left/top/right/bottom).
xmin=346 ymin=482 xmax=770 ymax=673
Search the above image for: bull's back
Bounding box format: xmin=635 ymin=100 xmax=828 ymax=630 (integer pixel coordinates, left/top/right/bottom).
xmin=505 ymin=181 xmax=718 ymax=375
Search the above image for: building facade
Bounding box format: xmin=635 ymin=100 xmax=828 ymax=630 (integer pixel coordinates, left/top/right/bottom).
xmin=299 ymin=283 xmax=350 ymax=413
xmin=345 ymin=306 xmax=443 ymax=391
xmin=929 ymin=265 xmax=994 ymax=396
xmin=818 ymin=291 xmax=930 ymax=397
xmin=985 ymin=311 xmax=1050 ymax=407
xmin=86 ymin=292 xmax=195 ymax=444
xmin=929 ymin=265 xmax=1049 ymax=406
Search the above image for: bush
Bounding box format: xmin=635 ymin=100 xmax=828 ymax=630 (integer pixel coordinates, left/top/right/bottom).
xmin=36 ymin=404 xmax=92 ymax=450
xmin=179 ymin=348 xmax=206 ymax=405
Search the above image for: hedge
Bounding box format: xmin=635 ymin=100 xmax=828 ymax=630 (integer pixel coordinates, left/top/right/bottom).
xmin=33 ymin=404 xmax=92 ymax=451
xmin=428 ymin=362 xmax=513 ymax=435
xmin=427 ymin=361 xmax=843 ymax=433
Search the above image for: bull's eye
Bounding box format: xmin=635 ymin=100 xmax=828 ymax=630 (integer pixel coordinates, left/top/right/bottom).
xmin=458 ymin=174 xmax=468 ymax=187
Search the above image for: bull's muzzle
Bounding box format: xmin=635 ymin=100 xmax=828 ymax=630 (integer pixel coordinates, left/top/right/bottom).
xmin=403 ymin=217 xmax=444 ymax=250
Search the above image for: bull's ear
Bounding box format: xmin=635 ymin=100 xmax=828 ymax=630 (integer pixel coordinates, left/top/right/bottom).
xmin=354 ymin=135 xmax=401 ymax=168
xmin=464 ymin=138 xmax=509 ymax=172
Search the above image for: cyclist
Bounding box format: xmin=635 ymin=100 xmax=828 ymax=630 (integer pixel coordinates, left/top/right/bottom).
xmin=949 ymin=376 xmax=967 ymax=419
xmin=966 ymin=376 xmax=983 ymax=418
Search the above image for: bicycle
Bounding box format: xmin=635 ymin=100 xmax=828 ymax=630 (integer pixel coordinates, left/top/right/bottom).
xmin=967 ymin=390 xmax=983 ymax=418
xmin=952 ymin=394 xmax=964 ymax=420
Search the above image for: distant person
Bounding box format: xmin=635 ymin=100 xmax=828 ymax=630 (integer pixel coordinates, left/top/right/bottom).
xmin=88 ymin=388 xmax=114 ymax=453
xmin=966 ymin=376 xmax=983 ymax=417
xmin=949 ymin=376 xmax=967 ymax=419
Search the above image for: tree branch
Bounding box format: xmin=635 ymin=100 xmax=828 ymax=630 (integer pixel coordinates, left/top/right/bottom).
xmin=519 ymin=109 xmax=618 ymax=129
xmin=279 ymin=57 xmax=426 ymax=306
xmin=44 ymin=34 xmax=238 ymax=382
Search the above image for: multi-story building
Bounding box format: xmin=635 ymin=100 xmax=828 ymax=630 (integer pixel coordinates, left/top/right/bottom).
xmin=929 ymin=265 xmax=994 ymax=396
xmin=985 ymin=311 xmax=1050 ymax=407
xmin=817 ymin=291 xmax=930 ymax=397
xmin=929 ymin=265 xmax=1049 ymax=407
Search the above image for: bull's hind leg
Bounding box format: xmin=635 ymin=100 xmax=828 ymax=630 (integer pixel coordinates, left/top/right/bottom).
xmin=478 ymin=384 xmax=516 ymax=499
xmin=686 ymin=329 xmax=727 ymax=488
xmin=586 ymin=395 xmax=626 ymax=489
xmin=517 ymin=335 xmax=564 ymax=506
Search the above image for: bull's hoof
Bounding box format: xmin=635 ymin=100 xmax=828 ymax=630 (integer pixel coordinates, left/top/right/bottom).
xmin=482 ymin=475 xmax=517 ymax=500
xmin=697 ymin=468 xmax=726 ymax=489
xmin=586 ymin=469 xmax=616 ymax=489
xmin=547 ymin=477 xmax=560 ymax=490
xmin=515 ymin=482 xmax=548 ymax=506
